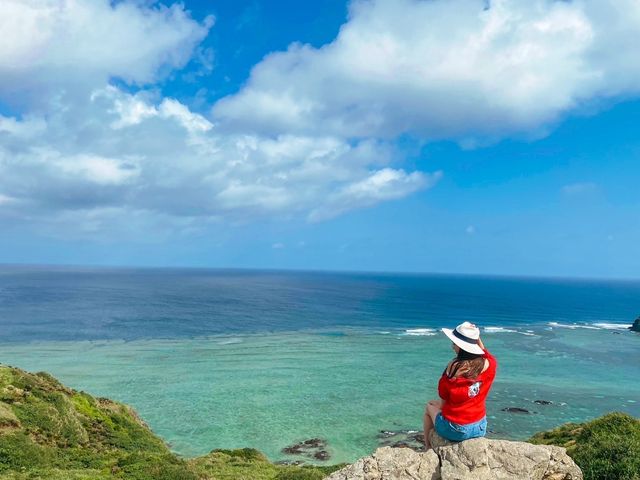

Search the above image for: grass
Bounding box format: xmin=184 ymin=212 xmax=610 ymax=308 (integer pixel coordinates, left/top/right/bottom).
xmin=530 ymin=412 xmax=640 ymax=480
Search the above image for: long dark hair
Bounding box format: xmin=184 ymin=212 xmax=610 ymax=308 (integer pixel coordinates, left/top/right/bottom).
xmin=446 ymin=348 xmax=485 ymax=379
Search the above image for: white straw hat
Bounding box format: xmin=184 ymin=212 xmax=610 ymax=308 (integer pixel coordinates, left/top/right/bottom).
xmin=442 ymin=321 xmax=484 ymax=355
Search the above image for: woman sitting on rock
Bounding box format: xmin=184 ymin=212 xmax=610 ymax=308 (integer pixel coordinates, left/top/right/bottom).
xmin=423 ymin=321 xmax=497 ymax=449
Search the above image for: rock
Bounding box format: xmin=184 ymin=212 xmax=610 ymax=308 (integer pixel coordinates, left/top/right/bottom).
xmin=303 ymin=438 xmax=326 ymax=448
xmin=391 ymin=441 xmax=413 ymax=448
xmin=437 ymin=437 xmax=549 ymax=479
xmin=281 ymin=437 xmax=329 ymax=460
xmin=544 ymin=445 xmax=583 ymax=480
xmin=502 ymin=407 xmax=532 ymax=414
xmin=325 ymin=432 xmax=582 ymax=480
xmin=630 ymin=317 xmax=640 ymax=332
xmin=376 ymin=429 xmax=425 ymax=451
xmin=314 ymin=450 xmax=331 ymax=461
xmin=325 ymin=446 xmax=440 ymax=480
xmin=534 ymin=400 xmax=553 ymax=405
xmin=282 ymin=445 xmax=304 ymax=454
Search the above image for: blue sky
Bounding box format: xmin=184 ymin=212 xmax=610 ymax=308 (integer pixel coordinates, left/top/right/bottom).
xmin=0 ymin=0 xmax=639 ymax=278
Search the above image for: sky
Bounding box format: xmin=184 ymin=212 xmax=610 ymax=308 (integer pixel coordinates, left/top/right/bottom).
xmin=0 ymin=0 xmax=639 ymax=278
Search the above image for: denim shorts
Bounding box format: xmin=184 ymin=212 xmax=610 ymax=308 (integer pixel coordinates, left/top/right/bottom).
xmin=435 ymin=413 xmax=487 ymax=442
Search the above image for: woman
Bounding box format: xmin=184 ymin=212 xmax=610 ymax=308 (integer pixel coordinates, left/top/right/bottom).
xmin=423 ymin=321 xmax=497 ymax=449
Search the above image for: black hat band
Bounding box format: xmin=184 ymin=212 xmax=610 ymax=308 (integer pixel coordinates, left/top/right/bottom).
xmin=453 ymin=329 xmax=479 ymax=345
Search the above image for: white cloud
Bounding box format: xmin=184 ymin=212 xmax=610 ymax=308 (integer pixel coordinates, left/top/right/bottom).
xmin=10 ymin=0 xmax=640 ymax=237
xmin=213 ymin=0 xmax=640 ymax=143
xmin=0 ymin=87 xmax=436 ymax=230
xmin=0 ymin=3 xmax=439 ymax=236
xmin=466 ymin=225 xmax=476 ymax=235
xmin=54 ymin=154 xmax=140 ymax=185
xmin=272 ymin=242 xmax=285 ymax=249
xmin=309 ymin=168 xmax=441 ymax=221
xmin=0 ymin=0 xmax=213 ymax=107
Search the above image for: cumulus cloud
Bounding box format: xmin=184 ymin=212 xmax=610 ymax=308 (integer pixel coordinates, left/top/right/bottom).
xmin=7 ymin=0 xmax=640 ymax=237
xmin=0 ymin=0 xmax=440 ymax=236
xmin=0 ymin=87 xmax=428 ymax=230
xmin=213 ymin=0 xmax=640 ymax=142
xmin=0 ymin=0 xmax=213 ymax=107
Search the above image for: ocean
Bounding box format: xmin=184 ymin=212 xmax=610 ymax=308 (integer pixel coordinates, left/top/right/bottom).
xmin=0 ymin=266 xmax=638 ymax=464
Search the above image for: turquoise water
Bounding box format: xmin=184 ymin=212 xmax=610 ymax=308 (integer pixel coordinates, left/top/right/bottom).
xmin=1 ymin=324 xmax=638 ymax=464
xmin=1 ymin=267 xmax=639 ymax=464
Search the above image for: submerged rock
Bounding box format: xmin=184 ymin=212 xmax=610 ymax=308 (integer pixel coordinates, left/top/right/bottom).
xmin=326 ymin=431 xmax=583 ymax=480
xmin=281 ymin=437 xmax=330 ymax=461
xmin=314 ymin=450 xmax=331 ymax=460
xmin=502 ymin=407 xmax=532 ymax=414
xmin=376 ymin=429 xmax=425 ymax=450
xmin=534 ymin=400 xmax=554 ymax=405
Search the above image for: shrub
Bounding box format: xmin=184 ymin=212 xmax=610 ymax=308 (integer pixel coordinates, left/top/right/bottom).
xmin=531 ymin=412 xmax=640 ymax=480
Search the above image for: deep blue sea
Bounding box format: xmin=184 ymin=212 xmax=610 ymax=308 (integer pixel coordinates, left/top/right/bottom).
xmin=0 ymin=266 xmax=638 ymax=463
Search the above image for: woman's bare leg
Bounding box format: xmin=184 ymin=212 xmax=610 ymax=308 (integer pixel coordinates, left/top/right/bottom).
xmin=423 ymin=400 xmax=442 ymax=450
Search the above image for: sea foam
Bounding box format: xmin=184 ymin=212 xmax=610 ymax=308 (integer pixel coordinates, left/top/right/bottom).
xmin=484 ymin=326 xmax=518 ymax=333
xmin=592 ymin=322 xmax=632 ymax=330
xmin=548 ymin=322 xmax=600 ymax=330
xmin=403 ymin=328 xmax=437 ymax=336
xmin=484 ymin=326 xmax=538 ymax=336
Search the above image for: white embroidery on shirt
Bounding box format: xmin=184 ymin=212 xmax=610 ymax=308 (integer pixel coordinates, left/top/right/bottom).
xmin=468 ymin=381 xmax=482 ymax=398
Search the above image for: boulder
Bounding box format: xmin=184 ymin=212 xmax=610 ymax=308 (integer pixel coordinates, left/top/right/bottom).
xmin=324 ymin=431 xmax=582 ymax=480
xmin=326 ymin=446 xmax=440 ymax=480
xmin=630 ymin=317 xmax=640 ymax=332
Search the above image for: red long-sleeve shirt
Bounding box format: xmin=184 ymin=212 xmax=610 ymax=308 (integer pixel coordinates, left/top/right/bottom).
xmin=438 ymin=350 xmax=497 ymax=425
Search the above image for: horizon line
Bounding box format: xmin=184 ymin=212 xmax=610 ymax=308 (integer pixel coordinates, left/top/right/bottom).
xmin=1 ymin=262 xmax=639 ymax=283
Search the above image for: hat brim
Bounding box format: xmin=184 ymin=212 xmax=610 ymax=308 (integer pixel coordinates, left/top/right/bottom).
xmin=442 ymin=328 xmax=485 ymax=355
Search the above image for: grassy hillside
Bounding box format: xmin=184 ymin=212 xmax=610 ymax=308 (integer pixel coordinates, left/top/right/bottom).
xmin=0 ymin=365 xmax=343 ymax=480
xmin=530 ymin=412 xmax=640 ymax=480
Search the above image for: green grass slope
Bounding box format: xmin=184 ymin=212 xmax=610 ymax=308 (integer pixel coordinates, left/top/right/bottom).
xmin=0 ymin=365 xmax=344 ymax=480
xmin=530 ymin=412 xmax=640 ymax=480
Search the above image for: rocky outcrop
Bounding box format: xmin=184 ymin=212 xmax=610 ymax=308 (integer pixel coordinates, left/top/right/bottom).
xmin=325 ymin=431 xmax=582 ymax=480
xmin=326 ymin=446 xmax=440 ymax=480
xmin=630 ymin=316 xmax=640 ymax=332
